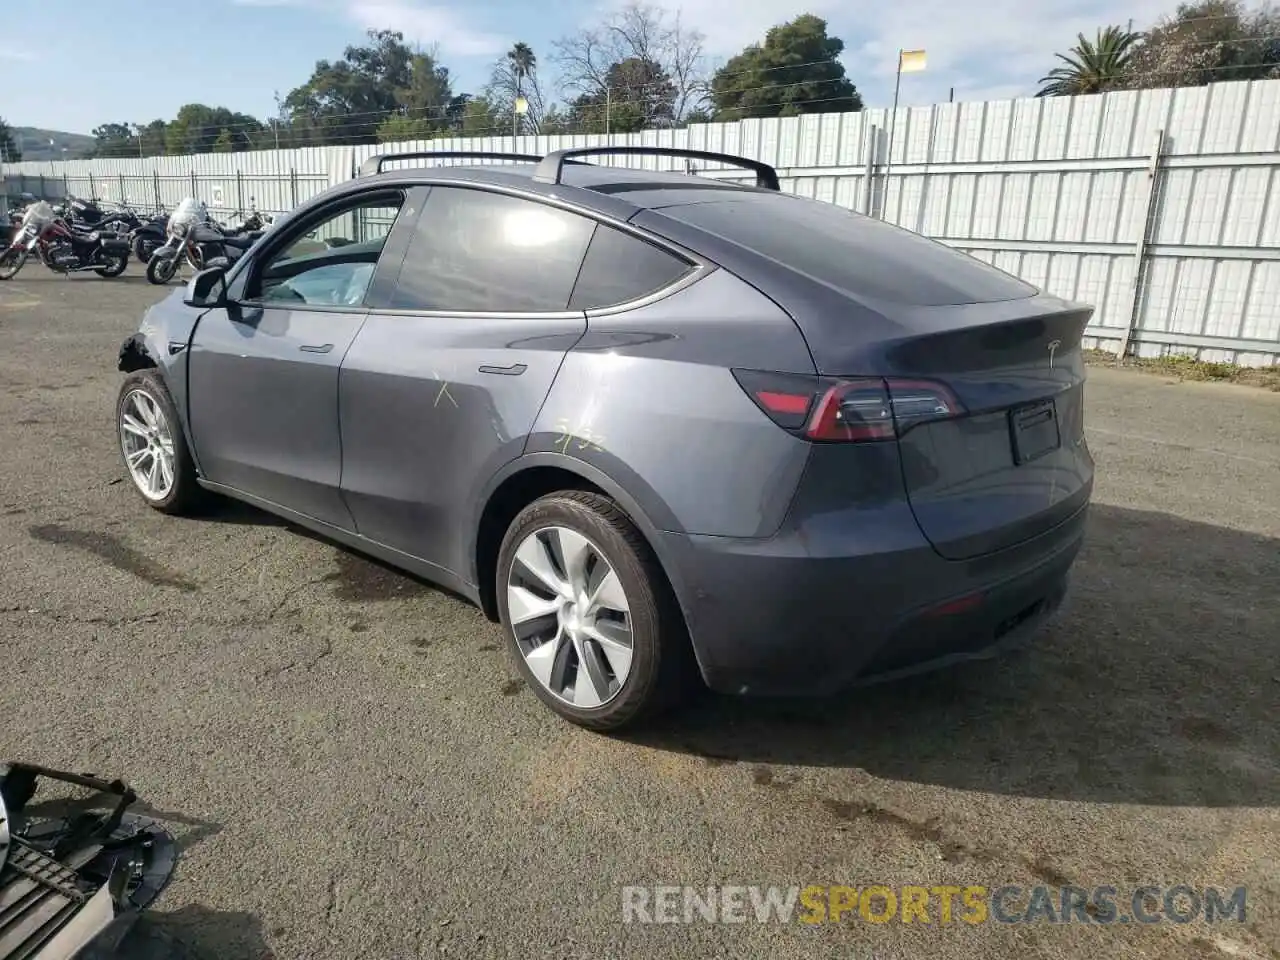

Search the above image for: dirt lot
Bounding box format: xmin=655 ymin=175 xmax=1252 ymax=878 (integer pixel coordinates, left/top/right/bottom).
xmin=1 ymin=269 xmax=1278 ymax=960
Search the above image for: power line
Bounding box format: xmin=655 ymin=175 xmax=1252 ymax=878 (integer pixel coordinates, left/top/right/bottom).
xmin=112 ymin=32 xmax=1280 ymax=148
xmin=25 ymin=46 xmax=1280 ymax=161
xmin=54 ymin=19 xmax=1280 ymax=156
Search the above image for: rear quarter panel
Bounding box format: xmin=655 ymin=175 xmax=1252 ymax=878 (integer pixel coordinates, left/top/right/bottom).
xmin=526 ymin=267 xmax=816 ymax=538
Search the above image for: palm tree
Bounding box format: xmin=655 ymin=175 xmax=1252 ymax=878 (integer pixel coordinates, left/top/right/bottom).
xmin=1037 ymin=26 xmax=1139 ymax=96
xmin=507 ymin=42 xmax=536 ymax=134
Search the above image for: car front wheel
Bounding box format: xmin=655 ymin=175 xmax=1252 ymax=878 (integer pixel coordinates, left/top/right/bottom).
xmin=497 ymin=491 xmax=692 ymax=731
xmin=116 ymin=370 xmax=203 ymax=515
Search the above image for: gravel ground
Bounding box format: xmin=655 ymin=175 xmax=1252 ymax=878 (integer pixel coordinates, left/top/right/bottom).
xmin=0 ymin=269 xmax=1277 ymax=960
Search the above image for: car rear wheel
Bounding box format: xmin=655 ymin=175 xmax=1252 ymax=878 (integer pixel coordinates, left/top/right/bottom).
xmin=497 ymin=491 xmax=692 ymax=731
xmin=116 ymin=371 xmax=204 ymax=515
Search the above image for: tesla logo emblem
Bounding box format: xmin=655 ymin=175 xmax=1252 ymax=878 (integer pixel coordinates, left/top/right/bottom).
xmin=1047 ymin=339 xmax=1061 ymax=369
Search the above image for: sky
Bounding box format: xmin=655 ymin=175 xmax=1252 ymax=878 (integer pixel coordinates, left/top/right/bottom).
xmin=2 ymin=0 xmax=1182 ymax=135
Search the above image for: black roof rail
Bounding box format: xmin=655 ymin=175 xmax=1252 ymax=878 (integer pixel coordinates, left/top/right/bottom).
xmin=531 ymin=146 xmax=780 ymax=191
xmin=358 ymin=150 xmax=544 ymax=178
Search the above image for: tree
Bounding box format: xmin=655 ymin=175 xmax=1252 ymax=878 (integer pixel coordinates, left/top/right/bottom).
xmin=213 ymin=129 xmax=235 ymax=153
xmin=568 ymin=57 xmax=677 ymax=132
xmin=539 ymin=104 xmax=572 ymax=134
xmin=1037 ymin=26 xmax=1139 ymax=96
xmin=1124 ymin=0 xmax=1280 ymax=89
xmin=376 ymin=113 xmax=438 ymax=142
xmin=710 ymin=15 xmax=862 ymax=119
xmin=134 ymin=120 xmax=168 ymax=157
xmin=459 ymin=97 xmax=500 ymax=136
xmin=285 ymin=29 xmax=418 ymax=144
xmin=396 ymin=49 xmax=455 ymax=132
xmin=0 ymin=118 xmax=20 ymax=162
xmin=91 ymin=123 xmax=136 ymax=158
xmin=163 ymin=104 xmax=262 ymax=153
xmin=552 ymin=2 xmax=708 ymax=122
xmin=487 ymin=42 xmax=546 ymax=134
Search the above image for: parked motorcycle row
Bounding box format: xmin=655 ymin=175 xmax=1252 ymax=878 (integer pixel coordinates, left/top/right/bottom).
xmin=142 ymin=196 xmax=270 ymax=285
xmin=0 ymin=192 xmax=272 ymax=284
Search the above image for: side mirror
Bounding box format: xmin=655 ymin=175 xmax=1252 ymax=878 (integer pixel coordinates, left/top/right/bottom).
xmin=184 ymin=266 xmax=229 ymax=309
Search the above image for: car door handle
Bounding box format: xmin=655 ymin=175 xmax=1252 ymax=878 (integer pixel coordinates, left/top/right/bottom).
xmin=478 ymin=363 xmax=527 ymax=376
xmin=299 ymin=343 xmax=334 ymax=354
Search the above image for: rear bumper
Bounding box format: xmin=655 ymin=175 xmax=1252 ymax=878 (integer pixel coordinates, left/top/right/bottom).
xmin=660 ymin=498 xmax=1088 ymax=697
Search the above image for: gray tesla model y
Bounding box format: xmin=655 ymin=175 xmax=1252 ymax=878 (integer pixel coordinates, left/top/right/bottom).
xmin=115 ymin=147 xmax=1094 ymax=730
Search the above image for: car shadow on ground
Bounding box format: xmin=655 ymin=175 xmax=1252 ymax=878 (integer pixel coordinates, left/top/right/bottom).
xmin=628 ymin=503 xmax=1280 ymax=808
xmin=190 ymin=498 xmax=287 ymax=528
xmin=104 ymin=906 xmax=273 ymax=960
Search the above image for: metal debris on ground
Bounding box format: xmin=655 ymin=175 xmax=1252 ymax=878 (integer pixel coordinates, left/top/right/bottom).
xmin=0 ymin=761 xmax=177 ymax=959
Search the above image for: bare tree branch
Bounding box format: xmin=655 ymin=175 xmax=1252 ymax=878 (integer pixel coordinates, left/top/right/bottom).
xmin=486 ymin=56 xmax=547 ymax=132
xmin=551 ymin=2 xmax=709 ymax=117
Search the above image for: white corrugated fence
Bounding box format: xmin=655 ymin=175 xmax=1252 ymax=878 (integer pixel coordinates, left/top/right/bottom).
xmin=4 ymin=79 xmax=1279 ymax=365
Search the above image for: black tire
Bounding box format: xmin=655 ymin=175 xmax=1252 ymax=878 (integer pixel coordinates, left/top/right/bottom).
xmin=0 ymin=249 xmax=26 ymax=281
xmin=132 ymin=236 xmax=153 ymax=263
xmin=116 ymin=370 xmax=205 ymax=515
xmin=95 ymin=254 xmax=128 ymax=278
xmin=146 ymin=254 xmax=178 ymax=285
xmin=496 ymin=491 xmax=695 ymax=731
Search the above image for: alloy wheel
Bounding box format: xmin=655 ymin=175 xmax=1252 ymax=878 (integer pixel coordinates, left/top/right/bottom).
xmin=506 ymin=525 xmax=635 ymax=708
xmin=119 ymin=389 xmax=177 ymax=501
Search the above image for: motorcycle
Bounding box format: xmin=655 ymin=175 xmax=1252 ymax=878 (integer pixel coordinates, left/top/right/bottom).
xmin=130 ymin=207 xmax=171 ymax=264
xmin=144 ymin=197 xmax=207 ymax=284
xmin=64 ymin=193 xmax=141 ymax=238
xmin=0 ymin=201 xmax=132 ymax=279
xmin=0 ymin=202 xmax=48 ymax=280
xmin=146 ymin=198 xmax=264 ymax=284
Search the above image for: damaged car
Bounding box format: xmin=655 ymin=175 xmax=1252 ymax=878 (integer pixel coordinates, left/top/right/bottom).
xmin=114 ymin=146 xmax=1094 ymax=731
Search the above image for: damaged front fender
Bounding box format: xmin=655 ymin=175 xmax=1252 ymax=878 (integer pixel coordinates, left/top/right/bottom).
xmin=116 ymin=333 xmax=158 ymax=373
xmin=115 ymin=291 xmax=206 ymax=476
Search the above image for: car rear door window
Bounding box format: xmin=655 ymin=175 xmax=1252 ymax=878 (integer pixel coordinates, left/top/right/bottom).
xmin=568 ymin=225 xmax=694 ymax=310
xmin=661 ymin=194 xmax=1038 ymax=306
xmin=391 ymin=187 xmax=595 ymax=313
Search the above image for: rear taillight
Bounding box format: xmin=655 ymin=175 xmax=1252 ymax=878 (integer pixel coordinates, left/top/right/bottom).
xmin=733 ymin=369 xmax=963 ymax=442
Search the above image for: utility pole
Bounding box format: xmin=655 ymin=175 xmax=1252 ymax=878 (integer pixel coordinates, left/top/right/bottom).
xmin=605 ymin=87 xmax=612 ymax=136
xmin=513 ymin=73 xmax=522 ymax=139
xmin=273 ymin=90 xmax=283 ymax=150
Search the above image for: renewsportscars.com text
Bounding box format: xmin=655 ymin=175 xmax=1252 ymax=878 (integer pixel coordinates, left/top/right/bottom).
xmin=621 ymin=884 xmax=1247 ymax=925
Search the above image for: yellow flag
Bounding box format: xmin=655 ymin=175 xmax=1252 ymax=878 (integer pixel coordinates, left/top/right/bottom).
xmin=899 ymin=49 xmax=927 ymax=73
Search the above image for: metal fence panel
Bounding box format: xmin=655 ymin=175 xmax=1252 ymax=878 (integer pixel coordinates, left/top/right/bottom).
xmin=3 ymin=79 xmax=1278 ymax=364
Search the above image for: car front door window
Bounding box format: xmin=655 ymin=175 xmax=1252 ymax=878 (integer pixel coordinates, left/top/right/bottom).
xmin=253 ymin=200 xmax=403 ymax=308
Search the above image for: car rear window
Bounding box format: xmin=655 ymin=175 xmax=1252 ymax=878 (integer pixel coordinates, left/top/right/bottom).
xmin=568 ymin=224 xmax=694 ymax=310
xmin=659 ymin=195 xmax=1037 ymax=306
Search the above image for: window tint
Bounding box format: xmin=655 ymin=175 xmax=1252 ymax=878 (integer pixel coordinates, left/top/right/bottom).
xmin=662 ymin=195 xmax=1038 ymax=307
xmin=392 ymin=187 xmax=595 ymax=313
xmin=252 ymin=193 xmax=404 ymax=306
xmin=568 ymin=225 xmax=694 ymax=310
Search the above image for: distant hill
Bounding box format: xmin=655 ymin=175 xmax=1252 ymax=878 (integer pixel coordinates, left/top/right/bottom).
xmin=11 ymin=127 xmax=96 ymax=162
